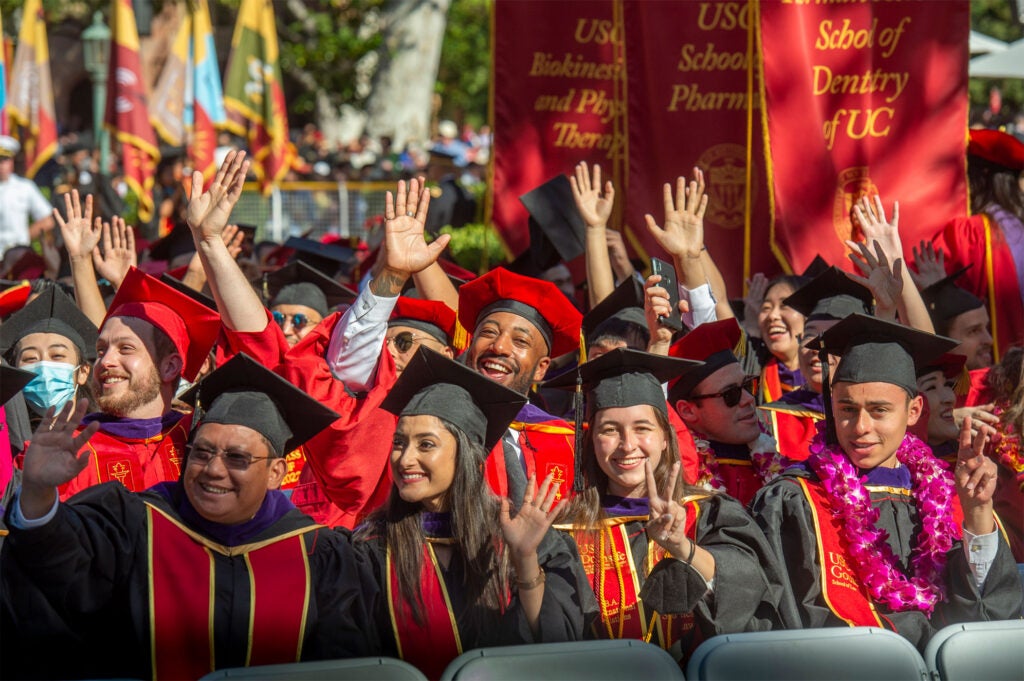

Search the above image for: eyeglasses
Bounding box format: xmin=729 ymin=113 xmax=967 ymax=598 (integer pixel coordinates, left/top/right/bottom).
xmin=186 ymin=445 xmax=273 ymax=471
xmin=689 ymin=375 xmax=759 ymax=408
xmin=272 ymin=311 xmax=314 ymax=331
xmin=386 ymin=331 xmax=439 ymax=353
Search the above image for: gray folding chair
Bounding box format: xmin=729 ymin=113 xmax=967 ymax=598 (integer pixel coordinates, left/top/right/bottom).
xmin=924 ymin=620 xmax=1024 ymax=681
xmin=686 ymin=627 xmax=929 ymax=681
xmin=199 ymin=657 xmax=427 ymax=680
xmin=440 ymin=639 xmax=684 ymax=681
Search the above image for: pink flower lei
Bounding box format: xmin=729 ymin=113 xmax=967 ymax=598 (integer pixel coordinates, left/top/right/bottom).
xmin=694 ymin=431 xmax=785 ymax=492
xmin=806 ymin=427 xmax=958 ymax=615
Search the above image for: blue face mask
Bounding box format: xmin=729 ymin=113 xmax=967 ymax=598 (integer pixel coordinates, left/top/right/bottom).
xmin=22 ymin=361 xmax=79 ymax=415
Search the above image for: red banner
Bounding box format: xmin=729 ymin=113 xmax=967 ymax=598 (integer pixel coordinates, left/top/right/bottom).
xmin=491 ymin=0 xmax=625 ymax=257
xmin=622 ymin=1 xmax=772 ymax=293
xmin=759 ymin=0 xmax=969 ymax=275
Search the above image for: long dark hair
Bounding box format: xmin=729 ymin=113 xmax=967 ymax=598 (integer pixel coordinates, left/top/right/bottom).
xmin=969 ymin=156 xmax=1024 ymax=222
xmin=987 ymin=346 xmax=1024 ymax=437
xmin=563 ymin=406 xmax=705 ymax=531
xmin=356 ymin=417 xmax=510 ymax=627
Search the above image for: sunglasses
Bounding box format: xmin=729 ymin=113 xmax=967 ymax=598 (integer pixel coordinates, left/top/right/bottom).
xmin=385 ymin=331 xmax=438 ymax=353
xmin=689 ymin=375 xmax=759 ymax=408
xmin=186 ymin=445 xmax=272 ymax=471
xmin=272 ymin=311 xmax=313 ymax=331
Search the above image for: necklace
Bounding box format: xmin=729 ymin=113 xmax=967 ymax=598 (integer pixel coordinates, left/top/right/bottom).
xmin=694 ymin=432 xmax=785 ymax=492
xmin=806 ymin=428 xmax=957 ymax=615
xmin=992 ymin=407 xmax=1024 ymax=489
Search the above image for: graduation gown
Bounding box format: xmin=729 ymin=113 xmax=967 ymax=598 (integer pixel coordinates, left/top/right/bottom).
xmin=751 ymin=466 xmax=1024 ymax=650
xmin=55 ymin=412 xmax=193 ymax=501
xmin=1 ymin=482 xmax=386 ymax=680
xmin=359 ymin=518 xmax=594 ymax=679
xmin=560 ymin=494 xmax=795 ymax=663
xmin=759 ymin=388 xmax=824 ymax=462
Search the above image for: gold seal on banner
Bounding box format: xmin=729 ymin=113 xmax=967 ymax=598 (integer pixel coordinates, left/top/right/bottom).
xmin=698 ymin=144 xmax=751 ymax=230
xmin=833 ymin=167 xmax=877 ymax=245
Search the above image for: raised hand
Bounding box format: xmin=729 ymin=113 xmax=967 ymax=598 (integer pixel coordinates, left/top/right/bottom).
xmin=953 ymin=403 xmax=1000 ymax=437
xmin=910 ymin=239 xmax=946 ymax=289
xmin=500 ymin=472 xmax=567 ymax=561
xmin=185 ymin=150 xmax=249 ymax=243
xmin=605 ymin=229 xmax=635 ymax=281
xmin=643 ymin=459 xmax=693 ymax=558
xmin=92 ymin=216 xmax=137 ymax=288
xmin=222 ymin=224 xmax=246 ymax=260
xmin=644 ymin=168 xmax=708 ymax=261
xmin=20 ymin=399 xmax=100 ymax=518
xmin=380 ymin=177 xmax=450 ymax=277
xmin=846 ymin=239 xmax=903 ymax=319
xmin=644 ymin=274 xmax=681 ymax=354
xmin=852 ymin=195 xmax=903 ymax=261
xmin=743 ymin=272 xmax=769 ymax=333
xmin=54 ymin=190 xmax=101 ymax=260
xmin=954 ymin=416 xmax=998 ymax=535
xmin=570 ymin=161 xmax=615 ymax=228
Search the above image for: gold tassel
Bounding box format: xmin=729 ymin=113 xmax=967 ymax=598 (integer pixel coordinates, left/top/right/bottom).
xmin=953 ymin=365 xmax=971 ymax=397
xmin=452 ymin=320 xmax=470 ymax=353
xmin=733 ymin=327 xmax=748 ymax=360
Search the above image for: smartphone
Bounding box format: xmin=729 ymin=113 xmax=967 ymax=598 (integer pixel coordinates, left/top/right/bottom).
xmin=650 ymin=257 xmax=683 ymax=331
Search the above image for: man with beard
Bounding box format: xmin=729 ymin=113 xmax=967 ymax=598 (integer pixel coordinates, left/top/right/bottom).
xmin=56 ymin=266 xmax=220 ymax=499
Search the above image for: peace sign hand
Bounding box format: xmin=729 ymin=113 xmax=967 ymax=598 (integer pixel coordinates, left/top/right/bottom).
xmin=644 ymin=459 xmax=692 ymax=558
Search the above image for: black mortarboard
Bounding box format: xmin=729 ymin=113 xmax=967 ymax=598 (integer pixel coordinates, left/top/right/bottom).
xmin=784 ymin=266 xmax=873 ymax=321
xmin=519 ymin=174 xmax=586 ymax=269
xmin=148 ymin=224 xmax=196 ymax=262
xmin=159 ymin=272 xmax=217 ymax=311
xmin=544 ymin=348 xmax=704 ymax=418
xmin=261 ymin=261 xmax=356 ymax=313
xmin=583 ymin=277 xmax=647 ymax=346
xmin=0 ymin=285 xmax=98 ymax=362
xmin=1 ymin=364 xmax=35 ymax=404
xmin=814 ymin=314 xmax=959 ymax=398
xmin=920 ymin=267 xmax=984 ymax=329
xmin=181 ymin=353 xmax=339 ymax=456
xmin=283 ymin=237 xmax=357 ymax=278
xmin=380 ymin=347 xmax=526 ymax=452
xmin=800 ymin=255 xmax=830 ymax=279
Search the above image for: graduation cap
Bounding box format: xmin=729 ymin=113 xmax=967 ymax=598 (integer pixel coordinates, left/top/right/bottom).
xmin=1 ymin=364 xmax=36 ymax=404
xmin=180 ymin=353 xmax=340 ymax=456
xmin=147 ymin=224 xmax=196 ymax=263
xmin=390 ymin=297 xmax=457 ymax=346
xmin=105 ymin=267 xmax=222 ymax=382
xmin=2 ymin=249 xmax=45 ymax=280
xmin=784 ymin=266 xmax=873 ymax=321
xmin=800 ymin=255 xmax=830 ymax=279
xmin=0 ymin=285 xmax=98 ymax=362
xmin=968 ymin=128 xmax=1024 ymax=171
xmin=667 ymin=319 xmax=743 ymax=402
xmin=380 ymin=347 xmax=526 ymax=452
xmin=519 ymin=174 xmax=586 ymax=270
xmin=582 ymin=277 xmax=648 ymax=348
xmin=261 ymin=261 xmax=357 ymax=315
xmin=0 ymin=279 xmax=32 ymax=317
xmin=458 ymin=267 xmax=582 ymax=358
xmin=919 ymin=267 xmax=984 ymax=330
xmin=159 ymin=272 xmax=217 ymax=311
xmin=283 ymin=236 xmax=357 ymax=278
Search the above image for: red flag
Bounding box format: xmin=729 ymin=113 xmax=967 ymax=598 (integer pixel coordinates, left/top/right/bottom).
xmin=106 ymin=0 xmax=161 ymax=222
xmin=7 ymin=0 xmax=57 ymax=178
xmin=758 ymin=0 xmax=969 ymax=274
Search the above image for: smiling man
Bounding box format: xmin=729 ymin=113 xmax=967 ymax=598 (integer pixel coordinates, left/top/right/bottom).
xmin=1 ymin=354 xmax=384 ymax=679
xmin=57 ymin=267 xmax=220 ymax=500
xmin=669 ymin=319 xmax=782 ymax=507
xmin=751 ymin=315 xmax=1022 ymax=650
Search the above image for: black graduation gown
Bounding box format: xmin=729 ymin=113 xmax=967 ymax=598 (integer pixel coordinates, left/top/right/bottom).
xmin=1 ymin=482 xmax=387 ymax=680
xmin=359 ymin=526 xmax=595 ymax=665
xmin=751 ymin=467 xmax=1024 ymax=650
xmin=578 ymin=493 xmax=797 ymax=660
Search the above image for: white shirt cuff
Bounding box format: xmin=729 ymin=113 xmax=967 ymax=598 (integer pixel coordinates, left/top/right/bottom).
xmin=962 ymin=525 xmax=999 ymax=589
xmin=325 ymin=282 xmax=398 ymax=389
xmin=8 ymin=487 xmax=59 ymax=529
xmin=680 ymin=282 xmax=718 ymax=329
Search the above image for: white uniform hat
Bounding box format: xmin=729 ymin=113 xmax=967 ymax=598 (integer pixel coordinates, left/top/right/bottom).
xmin=0 ymin=135 xmax=20 ymax=158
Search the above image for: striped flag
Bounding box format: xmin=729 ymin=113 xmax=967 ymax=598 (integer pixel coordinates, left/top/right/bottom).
xmin=151 ymin=0 xmax=225 ymax=183
xmin=106 ymin=0 xmax=160 ymax=222
xmin=223 ymin=0 xmax=294 ymax=194
xmin=7 ymin=0 xmax=57 ymax=178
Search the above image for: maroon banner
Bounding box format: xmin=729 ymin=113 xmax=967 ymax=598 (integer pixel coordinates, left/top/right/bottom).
xmin=623 ymin=0 xmax=772 ymax=294
xmin=759 ymin=0 xmax=969 ymax=275
xmin=491 ymin=0 xmax=625 ymax=257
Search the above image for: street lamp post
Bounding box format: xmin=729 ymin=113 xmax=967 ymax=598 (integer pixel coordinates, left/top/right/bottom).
xmin=82 ymin=12 xmax=111 ymax=175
